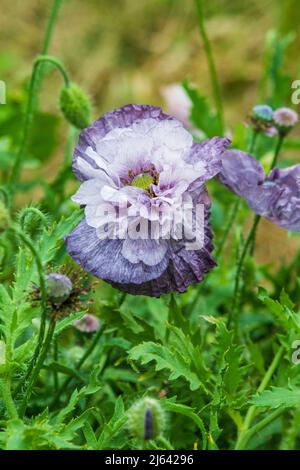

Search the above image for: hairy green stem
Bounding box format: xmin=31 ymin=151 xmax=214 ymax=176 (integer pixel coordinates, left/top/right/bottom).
xmin=0 ymin=376 xmax=18 ymax=419
xmin=279 ymin=407 xmax=300 ymax=449
xmin=12 ymin=227 xmax=48 ymax=398
xmin=41 ymin=0 xmax=62 ymax=55
xmin=236 ymin=408 xmax=284 ymax=450
xmin=215 ymin=198 xmax=241 ymax=260
xmin=190 ymin=127 xmax=260 ymax=316
xmin=194 ymin=0 xmax=224 ymax=133
xmin=7 ymin=0 xmax=63 ymax=200
xmin=269 ymin=134 xmax=285 ymax=172
xmin=216 ymin=128 xmax=259 ymax=256
xmin=50 ymin=324 xmax=104 ymax=408
xmin=249 ymin=133 xmax=284 ymax=257
xmin=235 ymin=346 xmax=284 ymax=449
xmin=0 ymin=187 xmax=9 ymax=207
xmin=230 ymin=214 xmax=260 ymax=333
xmin=53 ymin=337 xmax=59 ymax=392
xmin=19 ymin=316 xmax=56 ymax=417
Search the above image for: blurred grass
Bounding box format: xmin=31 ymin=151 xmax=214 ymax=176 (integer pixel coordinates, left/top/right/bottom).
xmin=1 ymin=0 xmax=300 ymax=265
xmin=1 ymin=0 xmax=299 ymax=122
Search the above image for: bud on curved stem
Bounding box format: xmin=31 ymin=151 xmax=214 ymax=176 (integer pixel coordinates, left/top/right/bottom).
xmin=8 ymin=55 xmax=70 ymax=204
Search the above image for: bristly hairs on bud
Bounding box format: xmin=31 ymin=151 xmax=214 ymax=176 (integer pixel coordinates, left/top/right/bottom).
xmin=59 ymin=82 xmax=92 ymax=129
xmin=127 ymin=397 xmax=166 ymax=441
xmin=0 ymin=188 xmax=11 ymax=233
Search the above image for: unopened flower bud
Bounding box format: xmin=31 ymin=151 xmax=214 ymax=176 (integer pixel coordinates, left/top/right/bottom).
xmin=73 ymin=313 xmax=100 ymax=333
xmin=59 ymin=82 xmax=91 ymax=129
xmin=127 ymin=397 xmax=166 ymax=441
xmin=45 ymin=273 xmax=73 ymax=305
xmin=273 ymin=107 xmax=298 ymax=134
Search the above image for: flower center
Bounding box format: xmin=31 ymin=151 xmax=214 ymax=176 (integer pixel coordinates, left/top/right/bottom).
xmin=131 ymin=173 xmax=154 ymax=191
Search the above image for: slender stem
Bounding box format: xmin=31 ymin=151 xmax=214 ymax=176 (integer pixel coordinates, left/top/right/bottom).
xmin=235 ymin=408 xmax=284 ymax=450
xmin=8 ymin=54 xmax=69 ymax=200
xmin=194 ymin=0 xmax=224 ymax=134
xmin=213 ymin=128 xmax=259 ymax=267
xmin=230 ymin=214 xmax=261 ymax=334
xmin=156 ymin=436 xmax=174 ymax=450
xmin=248 ymin=133 xmax=285 ymax=257
xmin=235 ymin=346 xmax=284 ymax=449
xmin=118 ymin=292 xmax=127 ymax=306
xmin=7 ymin=0 xmax=62 ymax=202
xmin=50 ymin=324 xmax=104 ymax=408
xmin=12 ymin=227 xmax=48 ymax=398
xmin=0 ymin=376 xmax=18 ymax=419
xmin=0 ymin=187 xmax=9 ymax=207
xmin=249 ymin=129 xmax=258 ymax=154
xmin=280 ymin=407 xmax=300 ymax=450
xmin=215 ymin=198 xmax=241 ymax=260
xmin=34 ymin=55 xmax=70 ymax=87
xmin=53 ymin=337 xmax=59 ymax=392
xmin=189 ymin=197 xmax=241 ymax=316
xmin=19 ymin=316 xmax=56 ymax=417
xmin=269 ymin=134 xmax=284 ymax=171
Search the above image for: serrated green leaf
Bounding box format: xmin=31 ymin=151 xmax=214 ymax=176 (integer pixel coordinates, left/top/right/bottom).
xmin=250 ymin=386 xmax=300 ymax=409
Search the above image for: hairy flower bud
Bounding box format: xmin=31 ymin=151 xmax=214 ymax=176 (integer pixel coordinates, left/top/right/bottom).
xmin=273 ymin=107 xmax=299 ymax=134
xmin=127 ymin=397 xmax=166 ymax=441
xmin=59 ymin=83 xmax=91 ymax=129
xmin=45 ymin=273 xmax=73 ymax=305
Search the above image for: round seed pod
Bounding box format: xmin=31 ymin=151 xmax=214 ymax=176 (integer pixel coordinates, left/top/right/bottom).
xmin=45 ymin=273 xmax=73 ymax=305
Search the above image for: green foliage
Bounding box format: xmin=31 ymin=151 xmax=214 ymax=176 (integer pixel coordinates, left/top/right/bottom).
xmin=183 ymin=81 xmax=222 ymax=137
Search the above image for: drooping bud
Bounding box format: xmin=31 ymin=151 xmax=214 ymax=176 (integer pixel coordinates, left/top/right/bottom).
xmin=0 ymin=200 xmax=10 ymax=233
xmin=59 ymin=82 xmax=91 ymax=129
xmin=45 ymin=273 xmax=73 ymax=305
xmin=127 ymin=397 xmax=166 ymax=441
xmin=273 ymin=107 xmax=299 ymax=135
xmin=73 ymin=313 xmax=100 ymax=333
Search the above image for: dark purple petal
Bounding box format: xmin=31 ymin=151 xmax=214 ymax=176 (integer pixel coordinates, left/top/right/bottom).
xmin=111 ymin=240 xmax=215 ymax=297
xmin=110 ymin=192 xmax=215 ymax=296
xmin=73 ymin=105 xmax=175 ymax=181
xmin=266 ymin=165 xmax=300 ymax=231
xmin=65 ymin=219 xmax=169 ymax=285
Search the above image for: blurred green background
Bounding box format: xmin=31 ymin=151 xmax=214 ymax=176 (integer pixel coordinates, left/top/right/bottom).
xmin=1 ymin=0 xmax=300 ymax=266
xmin=1 ymin=0 xmax=300 ymax=121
